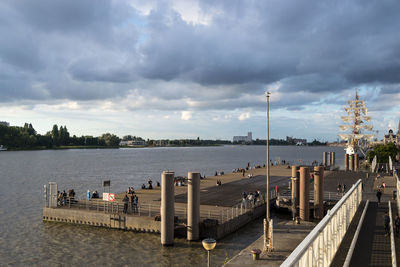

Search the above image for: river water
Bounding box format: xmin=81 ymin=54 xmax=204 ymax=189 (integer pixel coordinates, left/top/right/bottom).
xmin=0 ymin=145 xmax=344 ymax=266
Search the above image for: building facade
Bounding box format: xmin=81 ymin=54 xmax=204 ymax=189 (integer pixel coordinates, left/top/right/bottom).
xmin=233 ymin=132 xmax=252 ymax=143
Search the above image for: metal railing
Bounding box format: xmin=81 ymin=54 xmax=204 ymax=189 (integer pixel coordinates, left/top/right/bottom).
xmin=49 ymin=190 xmax=277 ymax=224
xmin=281 ymin=179 xmax=363 ymax=267
xmin=278 ymin=191 xmax=345 ymax=202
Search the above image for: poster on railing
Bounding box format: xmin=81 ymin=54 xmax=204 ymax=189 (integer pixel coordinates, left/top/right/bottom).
xmin=102 ymin=193 xmax=116 ymax=202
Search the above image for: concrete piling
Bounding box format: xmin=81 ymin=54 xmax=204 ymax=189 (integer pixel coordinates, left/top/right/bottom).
xmin=187 ymin=172 xmax=200 ymax=241
xmin=299 ymin=167 xmax=310 ymax=221
xmin=291 ymin=166 xmax=299 ymax=208
xmin=349 ymin=154 xmax=354 ymax=171
xmin=330 ymin=152 xmax=336 ymax=166
xmin=344 ymin=154 xmax=348 ymax=171
xmin=313 ymin=166 xmax=324 ymax=219
xmin=323 ymin=152 xmax=328 ymax=167
xmin=161 ymin=171 xmax=175 ymax=246
xmin=354 ymin=154 xmax=359 ymax=171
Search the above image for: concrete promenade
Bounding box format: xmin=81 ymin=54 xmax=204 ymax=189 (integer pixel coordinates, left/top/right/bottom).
xmin=224 ymin=219 xmax=315 ymax=266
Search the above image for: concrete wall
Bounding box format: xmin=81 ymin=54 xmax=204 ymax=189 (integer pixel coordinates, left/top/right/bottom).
xmin=44 ymin=203 xmax=268 ymax=241
xmin=43 ymin=207 xmax=161 ymax=233
xmin=200 ymin=204 xmax=266 ymax=240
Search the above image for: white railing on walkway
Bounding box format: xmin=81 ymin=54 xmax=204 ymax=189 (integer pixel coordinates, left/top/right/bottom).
xmin=281 ymin=179 xmax=363 ymax=267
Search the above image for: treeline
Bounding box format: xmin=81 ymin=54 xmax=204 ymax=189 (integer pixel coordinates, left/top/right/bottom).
xmin=0 ymin=123 xmax=120 ymax=149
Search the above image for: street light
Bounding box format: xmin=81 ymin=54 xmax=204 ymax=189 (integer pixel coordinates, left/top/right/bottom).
xmin=264 ymin=91 xmax=271 ymax=251
xmin=202 ymin=238 xmax=216 ymax=267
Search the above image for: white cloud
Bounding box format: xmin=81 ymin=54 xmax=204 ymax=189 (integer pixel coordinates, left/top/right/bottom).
xmin=238 ymin=112 xmax=250 ymax=121
xmin=181 ymin=111 xmax=193 ymax=120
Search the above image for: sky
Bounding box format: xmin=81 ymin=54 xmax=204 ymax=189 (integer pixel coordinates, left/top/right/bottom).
xmin=0 ymin=0 xmax=400 ymax=141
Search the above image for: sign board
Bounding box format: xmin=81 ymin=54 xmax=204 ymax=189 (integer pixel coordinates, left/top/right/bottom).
xmin=102 ymin=192 xmax=115 ymax=202
xmin=103 ymin=180 xmax=111 ymax=187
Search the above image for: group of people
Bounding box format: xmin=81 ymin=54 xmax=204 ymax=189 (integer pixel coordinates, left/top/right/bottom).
xmin=383 ymin=212 xmax=400 ymax=237
xmin=141 ymin=178 xmax=160 ymax=189
xmin=87 ymin=190 xmax=99 ymax=200
xmin=242 ymin=190 xmax=262 ymax=207
xmin=337 ymin=183 xmax=347 ymax=193
xmin=57 ymin=189 xmax=76 ymax=206
xmin=128 ymin=187 xmax=135 ymax=194
xmin=122 ymin=194 xmax=139 ymax=214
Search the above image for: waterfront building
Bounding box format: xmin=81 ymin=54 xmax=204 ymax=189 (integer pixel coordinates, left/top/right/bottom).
xmin=119 ymin=140 xmax=146 ymax=146
xmin=0 ymin=121 xmax=10 ymax=126
xmin=383 ymin=124 xmax=400 ymax=146
xmin=286 ymin=136 xmax=307 ymax=145
xmin=233 ymin=132 xmax=252 ymax=144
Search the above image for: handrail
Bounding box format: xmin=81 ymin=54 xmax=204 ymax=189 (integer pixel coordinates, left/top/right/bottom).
xmin=50 ymin=191 xmax=270 ymax=223
xmin=281 ymin=179 xmax=362 ymax=267
xmin=343 ymin=200 xmax=369 ymax=267
xmin=389 ymin=201 xmax=397 ymax=267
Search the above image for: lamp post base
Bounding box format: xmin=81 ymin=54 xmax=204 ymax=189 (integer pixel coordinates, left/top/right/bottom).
xmin=263 ymin=218 xmax=273 ymax=252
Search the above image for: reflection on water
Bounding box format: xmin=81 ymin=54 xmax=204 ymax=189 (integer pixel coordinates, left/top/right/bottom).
xmin=0 ymin=146 xmax=344 ymax=265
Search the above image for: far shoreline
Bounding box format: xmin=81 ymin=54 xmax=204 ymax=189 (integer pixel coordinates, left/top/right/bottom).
xmin=2 ymin=144 xmax=331 ymax=152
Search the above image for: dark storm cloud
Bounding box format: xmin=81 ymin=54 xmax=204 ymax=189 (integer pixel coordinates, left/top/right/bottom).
xmin=137 ymin=0 xmax=400 ymax=94
xmin=0 ymin=0 xmax=399 ymax=109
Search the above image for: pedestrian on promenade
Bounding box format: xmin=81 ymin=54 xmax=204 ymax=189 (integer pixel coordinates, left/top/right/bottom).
xmin=87 ymin=190 xmax=91 ymax=201
xmin=384 ymin=211 xmax=390 ymax=236
xmin=337 ymin=184 xmax=341 ymax=193
xmin=342 ymin=184 xmax=346 ymax=193
xmin=123 ymin=194 xmax=129 ymax=214
xmin=376 ymin=190 xmax=382 ymax=204
xmin=133 ymin=195 xmax=138 ymax=213
xmin=395 ymin=214 xmax=400 ymax=236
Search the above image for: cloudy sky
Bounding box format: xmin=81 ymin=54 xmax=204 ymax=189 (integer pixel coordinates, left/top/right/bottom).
xmin=1 ymin=0 xmax=400 ymax=141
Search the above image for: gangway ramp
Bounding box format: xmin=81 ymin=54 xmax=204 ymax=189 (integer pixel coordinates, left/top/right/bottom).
xmin=332 ymin=201 xmax=397 ymax=267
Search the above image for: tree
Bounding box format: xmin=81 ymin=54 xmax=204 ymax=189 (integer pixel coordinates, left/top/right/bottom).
xmin=100 ymin=133 xmax=120 ymax=146
xmin=367 ymin=143 xmax=399 ymax=163
xmin=51 ymin=125 xmax=59 ymax=146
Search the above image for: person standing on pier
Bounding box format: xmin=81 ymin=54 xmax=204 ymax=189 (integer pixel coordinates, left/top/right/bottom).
xmin=123 ymin=195 xmax=129 ymax=214
xmin=384 ymin=211 xmax=390 ymax=236
xmin=376 ymin=190 xmax=382 ymax=204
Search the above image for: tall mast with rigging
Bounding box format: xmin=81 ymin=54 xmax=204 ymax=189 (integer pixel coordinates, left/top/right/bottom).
xmin=338 ymin=89 xmax=374 ymax=157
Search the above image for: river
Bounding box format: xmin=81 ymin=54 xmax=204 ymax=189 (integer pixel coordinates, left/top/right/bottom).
xmin=0 ymin=145 xmax=344 ymax=266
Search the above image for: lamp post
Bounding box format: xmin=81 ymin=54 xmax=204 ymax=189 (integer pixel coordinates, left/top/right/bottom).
xmin=264 ymin=91 xmax=271 ymax=251
xmin=202 ymin=238 xmax=216 ymax=267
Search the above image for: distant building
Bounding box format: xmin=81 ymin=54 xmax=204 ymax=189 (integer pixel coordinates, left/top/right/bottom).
xmin=384 ymin=129 xmax=400 ymax=146
xmin=233 ymin=132 xmax=252 ymax=144
xmin=0 ymin=121 xmax=10 ymax=127
xmin=286 ymin=136 xmax=307 ymax=145
xmin=119 ymin=140 xmax=146 ymax=146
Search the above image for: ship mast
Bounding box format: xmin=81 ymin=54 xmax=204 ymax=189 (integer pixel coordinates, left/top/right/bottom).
xmin=338 ymin=89 xmax=374 ymax=156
